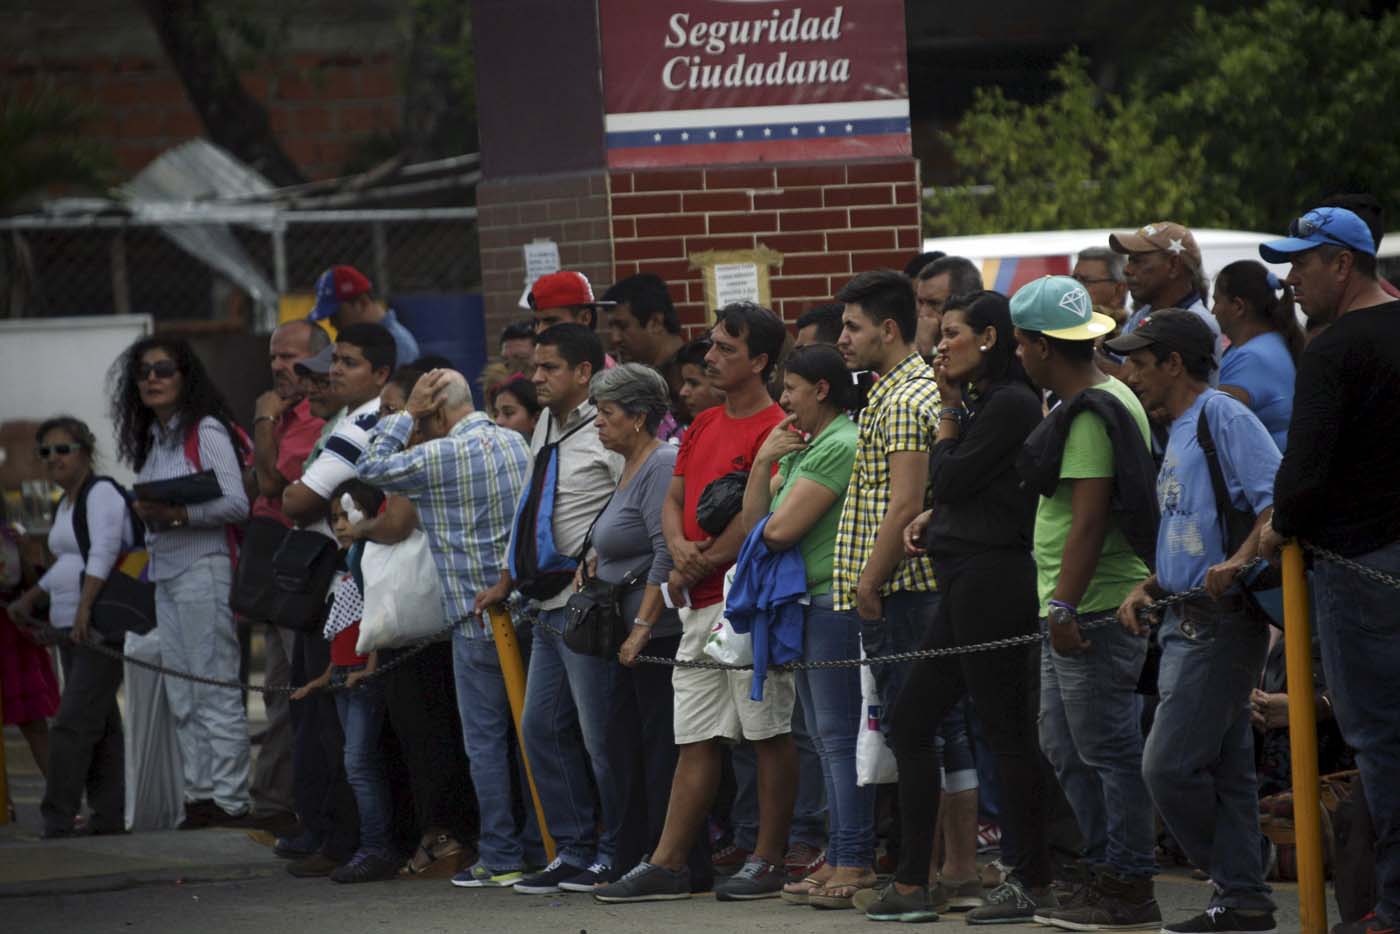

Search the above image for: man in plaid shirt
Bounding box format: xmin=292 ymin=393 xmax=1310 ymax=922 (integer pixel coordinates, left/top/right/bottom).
xmin=356 ymin=369 xmax=543 ymax=885
xmin=832 ymin=270 xmax=941 ymax=734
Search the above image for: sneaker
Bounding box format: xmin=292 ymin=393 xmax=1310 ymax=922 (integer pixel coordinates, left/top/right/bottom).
xmin=558 ymin=862 xmax=615 ymax=893
xmin=978 ymin=822 xmax=1003 ymax=854
xmin=715 ymin=856 xmax=787 ymax=901
xmin=274 ymin=830 xmax=323 ymax=859
xmin=783 ymin=842 xmax=825 ymax=881
xmin=451 ymin=862 xmax=525 ymax=887
xmin=711 ymin=842 xmax=752 ymax=875
xmin=936 ymin=876 xmax=986 ymax=910
xmin=287 ymin=852 xmax=344 ymax=878
xmin=513 ymin=856 xmax=580 ymax=894
xmin=1037 ymin=872 xmax=1161 ymax=931
xmin=1332 ymin=913 xmax=1398 ymax=934
xmin=1162 ymin=907 xmax=1278 ymax=934
xmin=330 ymin=850 xmax=401 ymax=884
xmin=861 ymin=883 xmax=942 ymax=923
xmin=969 ymin=878 xmax=1058 ymax=925
xmin=593 ymin=861 xmax=691 ymax=903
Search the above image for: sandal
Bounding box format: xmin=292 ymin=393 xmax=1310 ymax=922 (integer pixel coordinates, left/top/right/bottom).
xmin=780 ymin=874 xmax=828 ymax=905
xmin=400 ymin=833 xmax=467 ymax=878
xmin=808 ymin=873 xmax=879 ymax=910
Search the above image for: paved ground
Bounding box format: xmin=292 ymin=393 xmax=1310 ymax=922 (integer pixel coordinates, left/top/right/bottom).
xmin=1 ymin=669 xmax=1338 ymax=934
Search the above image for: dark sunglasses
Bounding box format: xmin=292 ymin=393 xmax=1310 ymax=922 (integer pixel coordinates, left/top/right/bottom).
xmin=37 ymin=444 xmax=79 ymax=459
xmin=137 ymin=360 xmax=179 ymax=381
xmin=1288 ymin=213 xmax=1353 ymax=250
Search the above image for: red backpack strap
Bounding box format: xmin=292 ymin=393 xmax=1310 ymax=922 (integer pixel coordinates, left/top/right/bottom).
xmin=183 ymin=420 xmax=242 ymax=565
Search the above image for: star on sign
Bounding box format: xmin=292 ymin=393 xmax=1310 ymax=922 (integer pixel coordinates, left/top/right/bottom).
xmin=844 ymin=123 xmax=854 ymax=132
xmin=653 ymin=133 xmax=662 ymax=142
xmin=1167 ymin=237 xmax=1186 ymax=255
xmin=681 ymin=132 xmax=689 ymax=141
xmin=763 ymin=128 xmax=772 ymax=137
xmin=818 ymin=125 xmax=826 ymax=134
xmin=708 ymin=130 xmax=717 ymax=140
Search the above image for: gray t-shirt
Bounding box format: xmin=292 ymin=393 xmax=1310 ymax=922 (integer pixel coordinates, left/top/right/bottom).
xmin=591 ymin=443 xmax=680 ymax=638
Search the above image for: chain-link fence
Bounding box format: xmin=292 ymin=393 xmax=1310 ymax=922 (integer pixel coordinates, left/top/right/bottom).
xmin=0 ymin=208 xmax=479 ymax=331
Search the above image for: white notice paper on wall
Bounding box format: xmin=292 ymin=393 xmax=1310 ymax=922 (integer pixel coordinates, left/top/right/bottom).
xmin=520 ymin=240 xmax=562 ymax=308
xmin=713 ymin=263 xmax=760 ymax=307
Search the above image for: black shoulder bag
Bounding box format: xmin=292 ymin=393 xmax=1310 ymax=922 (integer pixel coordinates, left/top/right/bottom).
xmin=230 ymin=518 xmax=340 ymax=632
xmin=1197 ymin=399 xmax=1284 ymax=624
xmin=563 ymin=492 xmax=652 ymax=659
xmin=72 ymin=476 xmax=156 ymax=643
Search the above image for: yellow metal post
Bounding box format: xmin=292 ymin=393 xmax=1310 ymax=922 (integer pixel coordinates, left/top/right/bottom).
xmin=487 ymin=606 xmax=556 ymax=861
xmin=1282 ymin=542 xmax=1327 ymax=934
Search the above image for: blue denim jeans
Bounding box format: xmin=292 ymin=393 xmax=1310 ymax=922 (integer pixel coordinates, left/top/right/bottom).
xmin=796 ymin=601 xmax=874 ymax=867
xmin=335 ymin=674 xmax=391 ymax=856
xmin=521 ymin=609 xmax=620 ymax=869
xmin=452 ymin=626 xmax=544 ymax=871
xmin=861 ymin=589 xmax=941 ymax=736
xmin=1314 ymin=542 xmax=1400 ymax=925
xmin=1143 ymin=603 xmax=1273 ymax=910
xmin=1039 ymin=618 xmax=1157 ymax=878
xmin=730 ymin=696 xmax=827 ymax=852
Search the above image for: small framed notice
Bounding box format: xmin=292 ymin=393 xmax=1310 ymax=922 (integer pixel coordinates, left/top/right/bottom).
xmin=690 ymin=246 xmax=784 ymax=314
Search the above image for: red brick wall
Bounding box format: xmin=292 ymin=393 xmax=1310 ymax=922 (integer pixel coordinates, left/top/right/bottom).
xmin=610 ymin=159 xmax=922 ymax=336
xmin=7 ymin=52 xmax=401 ymax=180
xmin=477 ymin=171 xmax=614 ymax=347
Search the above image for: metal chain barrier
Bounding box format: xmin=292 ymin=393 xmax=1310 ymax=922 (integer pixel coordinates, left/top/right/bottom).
xmin=58 ymin=547 xmax=1400 ymax=689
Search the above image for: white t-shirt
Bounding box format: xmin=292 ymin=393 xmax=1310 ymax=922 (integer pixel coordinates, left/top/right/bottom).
xmin=300 ymin=397 xmax=381 ymax=500
xmin=40 ymin=481 xmax=135 ymax=628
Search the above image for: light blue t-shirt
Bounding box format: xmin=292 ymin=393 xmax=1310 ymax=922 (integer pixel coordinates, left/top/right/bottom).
xmin=382 ymin=308 xmax=421 ymax=370
xmin=1218 ymin=331 xmax=1295 ymax=452
xmin=1155 ymin=389 xmax=1280 ymax=594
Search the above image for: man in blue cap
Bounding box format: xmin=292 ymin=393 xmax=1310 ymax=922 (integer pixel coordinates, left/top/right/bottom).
xmin=1008 ymin=276 xmax=1161 ymax=931
xmin=1259 ymin=204 xmax=1400 ymax=934
xmin=307 ymin=265 xmax=420 ymax=369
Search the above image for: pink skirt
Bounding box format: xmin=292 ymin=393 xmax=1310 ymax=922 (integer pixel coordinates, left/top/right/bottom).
xmin=0 ymin=606 xmax=60 ymax=725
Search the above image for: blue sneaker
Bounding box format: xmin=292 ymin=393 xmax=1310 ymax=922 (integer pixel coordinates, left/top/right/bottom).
xmin=451 ymin=861 xmax=525 ymax=887
xmin=513 ymin=856 xmax=581 ymax=894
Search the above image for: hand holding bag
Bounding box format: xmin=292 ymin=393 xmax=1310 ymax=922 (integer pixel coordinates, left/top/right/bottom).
xmin=356 ymin=529 xmax=446 ymax=653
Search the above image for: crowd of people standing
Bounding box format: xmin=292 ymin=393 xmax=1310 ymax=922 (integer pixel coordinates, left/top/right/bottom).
xmin=4 ymin=196 xmax=1398 ymax=934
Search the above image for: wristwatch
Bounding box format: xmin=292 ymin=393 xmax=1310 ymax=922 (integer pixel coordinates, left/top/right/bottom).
xmin=1047 ymin=599 xmax=1078 ymax=628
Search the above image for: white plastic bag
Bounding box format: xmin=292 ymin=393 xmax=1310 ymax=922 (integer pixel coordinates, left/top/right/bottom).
xmin=856 ymin=641 xmax=898 ymax=786
xmin=703 ymin=566 xmax=751 ymax=666
xmin=123 ymin=630 xmax=185 ymax=831
xmin=356 ymin=530 xmax=446 ymax=653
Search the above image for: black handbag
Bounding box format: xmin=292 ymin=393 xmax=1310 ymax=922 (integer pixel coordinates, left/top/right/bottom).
xmin=72 ymin=476 xmax=156 ymax=643
xmin=132 ymin=470 xmax=223 ymax=505
xmin=564 ymin=559 xmax=651 ymax=659
xmin=230 ymin=519 xmax=339 ymax=632
xmin=695 ymin=470 xmax=749 ymax=537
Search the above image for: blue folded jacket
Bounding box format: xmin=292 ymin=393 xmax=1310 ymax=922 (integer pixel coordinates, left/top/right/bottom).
xmin=725 ymin=515 xmax=808 ymax=700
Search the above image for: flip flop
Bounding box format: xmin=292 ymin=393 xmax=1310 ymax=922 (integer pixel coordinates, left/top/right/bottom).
xmin=780 ymin=874 xmax=828 ymax=905
xmin=808 ymin=874 xmax=880 ymax=911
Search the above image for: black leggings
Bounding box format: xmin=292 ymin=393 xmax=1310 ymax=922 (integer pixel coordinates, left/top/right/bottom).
xmin=887 ymin=549 xmax=1051 ymax=888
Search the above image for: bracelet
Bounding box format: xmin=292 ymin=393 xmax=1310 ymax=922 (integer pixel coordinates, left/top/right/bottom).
xmin=632 ymin=617 xmax=654 ymax=630
xmin=1047 ymin=599 xmax=1078 ymax=615
xmin=253 ymin=414 xmax=278 ymax=426
xmin=938 ymin=407 xmax=964 ymax=423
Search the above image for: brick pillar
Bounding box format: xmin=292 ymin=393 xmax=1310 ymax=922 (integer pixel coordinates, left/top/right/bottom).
xmin=611 ymin=159 xmax=922 ymax=337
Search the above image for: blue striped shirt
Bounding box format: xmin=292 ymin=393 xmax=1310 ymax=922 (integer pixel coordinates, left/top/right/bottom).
xmin=137 ymin=415 xmax=250 ymax=582
xmin=356 ymin=411 xmax=531 ymax=638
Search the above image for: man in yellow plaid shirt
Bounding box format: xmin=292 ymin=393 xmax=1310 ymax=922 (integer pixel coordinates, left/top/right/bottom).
xmin=832 ymin=270 xmax=941 ymax=738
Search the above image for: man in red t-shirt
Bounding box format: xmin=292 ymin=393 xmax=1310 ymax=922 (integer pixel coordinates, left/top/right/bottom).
xmin=596 ymin=303 xmax=794 ymax=904
xmin=246 ymin=319 xmax=327 ymax=828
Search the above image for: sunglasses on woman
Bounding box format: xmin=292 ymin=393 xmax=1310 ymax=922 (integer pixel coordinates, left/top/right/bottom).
xmin=137 ymin=360 xmax=179 ymax=381
xmin=37 ymin=444 xmax=79 ymax=459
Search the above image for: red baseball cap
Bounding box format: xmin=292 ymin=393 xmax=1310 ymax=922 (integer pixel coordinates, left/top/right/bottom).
xmin=527 ymin=271 xmax=615 ymax=311
xmin=309 ymin=265 xmax=373 ymax=321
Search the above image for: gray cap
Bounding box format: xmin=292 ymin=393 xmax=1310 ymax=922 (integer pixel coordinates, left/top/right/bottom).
xmin=293 ymin=344 xmax=334 ymax=376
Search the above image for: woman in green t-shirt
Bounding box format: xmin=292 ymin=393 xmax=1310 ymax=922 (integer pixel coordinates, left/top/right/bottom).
xmin=740 ymin=344 xmax=873 ymax=907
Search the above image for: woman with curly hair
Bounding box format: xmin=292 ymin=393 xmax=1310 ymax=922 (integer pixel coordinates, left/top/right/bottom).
xmin=111 ymin=335 xmax=252 ymax=827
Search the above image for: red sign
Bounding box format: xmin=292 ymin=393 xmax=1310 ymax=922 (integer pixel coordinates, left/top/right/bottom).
xmin=598 ymin=0 xmax=911 ymax=167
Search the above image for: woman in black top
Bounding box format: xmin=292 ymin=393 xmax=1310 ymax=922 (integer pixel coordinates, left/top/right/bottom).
xmin=865 ymin=291 xmax=1051 ymax=922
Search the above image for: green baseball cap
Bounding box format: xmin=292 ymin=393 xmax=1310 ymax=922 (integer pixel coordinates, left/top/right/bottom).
xmin=1010 ymin=275 xmax=1117 ymax=341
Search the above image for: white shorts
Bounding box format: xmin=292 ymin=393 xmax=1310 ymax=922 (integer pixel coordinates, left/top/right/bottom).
xmin=672 ymin=602 xmax=796 ymax=745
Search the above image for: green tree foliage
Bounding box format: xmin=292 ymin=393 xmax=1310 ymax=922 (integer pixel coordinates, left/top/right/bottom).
xmin=0 ymin=89 xmax=113 ymax=211
xmin=926 ymin=52 xmax=1215 ymax=235
xmin=928 ymin=0 xmax=1400 ymax=236
xmin=1144 ymin=0 xmax=1400 ymax=231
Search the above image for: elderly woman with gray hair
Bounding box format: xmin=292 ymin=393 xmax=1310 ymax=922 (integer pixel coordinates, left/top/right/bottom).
xmin=586 ymin=363 xmax=709 ymax=889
